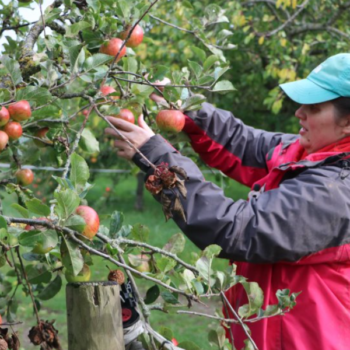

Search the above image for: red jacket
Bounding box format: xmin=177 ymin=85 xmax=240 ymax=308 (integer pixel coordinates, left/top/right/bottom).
xmin=133 ymin=103 xmax=350 ymax=350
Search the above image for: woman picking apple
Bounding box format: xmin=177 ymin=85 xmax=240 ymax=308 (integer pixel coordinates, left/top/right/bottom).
xmin=105 ymin=53 xmax=350 ymax=350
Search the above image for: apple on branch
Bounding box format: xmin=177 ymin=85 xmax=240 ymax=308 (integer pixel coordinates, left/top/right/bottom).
xmin=16 ymin=168 xmax=34 ymax=186
xmin=0 ymin=107 xmax=10 ymax=127
xmin=75 ymin=205 xmax=100 ymax=239
xmin=156 ymin=110 xmax=186 ymax=133
xmin=0 ymin=131 xmax=9 ymax=151
xmin=99 ymin=38 xmax=127 ymax=62
xmin=4 ymin=121 xmax=23 ymax=140
xmin=120 ymin=24 xmax=144 ymax=48
xmin=111 ymin=109 xmax=135 ymax=124
xmin=8 ymin=100 xmax=31 ymax=122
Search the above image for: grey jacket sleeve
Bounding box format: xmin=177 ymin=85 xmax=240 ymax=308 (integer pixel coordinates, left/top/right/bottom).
xmin=184 ymin=103 xmax=297 ymax=172
xmin=133 ymin=135 xmax=350 ymax=263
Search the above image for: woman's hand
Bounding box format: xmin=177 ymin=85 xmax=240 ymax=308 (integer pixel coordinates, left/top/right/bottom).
xmin=104 ymin=114 xmax=155 ymax=160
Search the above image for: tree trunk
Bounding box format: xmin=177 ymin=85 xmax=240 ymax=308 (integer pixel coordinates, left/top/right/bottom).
xmin=66 ymin=281 xmax=125 ymax=350
xmin=134 ymin=172 xmax=144 ymax=211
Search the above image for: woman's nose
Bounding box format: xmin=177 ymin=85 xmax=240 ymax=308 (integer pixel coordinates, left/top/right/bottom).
xmin=295 ymin=105 xmax=305 ymax=120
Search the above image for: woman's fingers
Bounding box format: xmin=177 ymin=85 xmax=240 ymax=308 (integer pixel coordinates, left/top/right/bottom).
xmin=138 ymin=114 xmax=154 ymax=135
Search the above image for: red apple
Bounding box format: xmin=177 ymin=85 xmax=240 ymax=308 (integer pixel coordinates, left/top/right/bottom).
xmin=34 ymin=127 xmax=52 ymax=147
xmin=8 ymin=100 xmax=31 ymax=122
xmin=4 ymin=121 xmax=23 ymax=140
xmin=0 ymin=131 xmax=9 ymax=151
xmin=156 ymin=110 xmax=185 ymax=133
xmin=99 ymin=38 xmax=127 ymax=62
xmin=120 ymin=24 xmax=144 ymax=48
xmin=16 ymin=169 xmax=34 ymax=186
xmin=75 ymin=205 xmax=100 ymax=239
xmin=112 ymin=109 xmax=135 ymax=124
xmin=100 ymin=85 xmax=120 ymax=101
xmin=0 ymin=107 xmax=10 ymax=127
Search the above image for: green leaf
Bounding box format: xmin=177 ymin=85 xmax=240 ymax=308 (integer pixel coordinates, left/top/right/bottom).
xmin=65 ymin=215 xmax=86 ymax=232
xmin=86 ymin=0 xmax=101 ymax=12
xmin=70 ymin=153 xmax=90 ymax=191
xmin=203 ymin=244 xmax=222 ymax=259
xmin=130 ymin=224 xmax=149 ymax=242
xmin=83 ymin=53 xmax=111 ymax=71
xmin=0 ymin=216 xmax=7 ymax=230
xmin=203 ymin=55 xmax=220 ymax=71
xmin=61 ymin=236 xmax=84 ymax=275
xmin=161 ymin=291 xmax=179 ymax=305
xmin=25 ymin=199 xmax=50 ymax=217
xmin=1 ymin=55 xmax=23 ymax=86
xmin=38 ymin=275 xmax=62 ymax=301
xmin=192 ymin=281 xmax=204 ymax=295
xmin=115 ymin=0 xmax=131 ymax=18
xmin=213 ymin=66 xmax=230 ymax=81
xmin=131 ymin=83 xmax=154 ymax=98
xmin=158 ymin=327 xmax=173 ymax=342
xmin=162 ymin=233 xmax=186 ymax=255
xmin=69 ymin=44 xmax=85 ymax=73
xmin=16 ymin=87 xmax=53 ymax=107
xmin=238 ymin=282 xmax=264 ymax=318
xmin=109 ymin=211 xmax=124 ymax=238
xmin=157 ymin=257 xmax=176 ymax=273
xmin=181 ymin=94 xmax=206 ymax=112
xmin=144 ymin=285 xmax=160 ymax=304
xmin=123 ymin=56 xmax=138 ymax=79
xmin=163 ymin=86 xmax=182 ymax=102
xmin=26 ymin=264 xmax=52 ymax=284
xmin=195 ymin=256 xmax=213 ymax=281
xmin=191 ymin=47 xmax=206 ymax=63
xmin=181 ymin=269 xmax=196 ymax=291
xmin=0 ymin=281 xmax=12 ymax=297
xmin=54 ymin=189 xmax=80 ymax=220
xmin=211 ymin=80 xmax=235 ymax=93
xmin=79 ymin=129 xmax=100 ymax=154
xmin=66 ymin=22 xmax=91 ymax=38
xmin=177 ymin=341 xmax=201 ymax=350
xmin=52 ymin=176 xmax=75 ymax=190
xmin=188 ymin=60 xmax=203 ymax=79
xmin=42 ymin=8 xmax=61 ymax=24
xmin=19 ymin=230 xmax=58 ymax=251
xmin=11 ymin=203 xmax=30 ymax=218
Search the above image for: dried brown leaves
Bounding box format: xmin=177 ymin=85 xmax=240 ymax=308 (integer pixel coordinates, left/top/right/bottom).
xmin=145 ymin=163 xmax=188 ymax=222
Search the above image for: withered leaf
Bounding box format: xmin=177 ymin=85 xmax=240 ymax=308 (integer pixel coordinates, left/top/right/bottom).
xmin=173 ymin=196 xmax=187 ymax=223
xmin=176 ymin=179 xmax=187 ymax=199
xmin=160 ymin=192 xmax=173 ymax=221
xmin=170 ymin=166 xmax=188 ymax=179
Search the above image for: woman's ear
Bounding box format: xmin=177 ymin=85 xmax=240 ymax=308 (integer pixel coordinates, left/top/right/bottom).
xmin=341 ymin=115 xmax=350 ymax=135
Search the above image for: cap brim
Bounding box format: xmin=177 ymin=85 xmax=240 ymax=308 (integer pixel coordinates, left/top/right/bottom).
xmin=279 ymin=78 xmax=340 ymax=104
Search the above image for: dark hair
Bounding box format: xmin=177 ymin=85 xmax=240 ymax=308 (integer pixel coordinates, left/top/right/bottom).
xmin=332 ymin=97 xmax=350 ymax=122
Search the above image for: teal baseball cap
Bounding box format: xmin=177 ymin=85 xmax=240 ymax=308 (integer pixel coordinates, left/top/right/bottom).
xmin=279 ymin=53 xmax=350 ymax=104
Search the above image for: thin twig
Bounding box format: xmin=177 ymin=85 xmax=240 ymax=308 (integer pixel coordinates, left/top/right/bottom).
xmin=98 ymin=234 xmax=198 ymax=274
xmin=15 ymin=246 xmax=40 ymax=325
xmin=220 ymin=291 xmax=259 ymax=350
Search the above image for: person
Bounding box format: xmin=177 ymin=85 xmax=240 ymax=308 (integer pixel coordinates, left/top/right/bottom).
xmin=105 ymin=53 xmax=350 ymax=350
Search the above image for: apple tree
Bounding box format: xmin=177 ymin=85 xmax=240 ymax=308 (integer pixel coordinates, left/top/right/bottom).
xmin=1 ymin=0 xmax=346 ymax=349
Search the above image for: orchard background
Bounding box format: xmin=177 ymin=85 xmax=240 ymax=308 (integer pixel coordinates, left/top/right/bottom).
xmin=0 ymin=0 xmax=349 ymax=349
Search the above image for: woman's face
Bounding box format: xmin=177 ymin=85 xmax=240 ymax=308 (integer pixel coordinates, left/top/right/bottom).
xmin=295 ymin=102 xmax=348 ymax=153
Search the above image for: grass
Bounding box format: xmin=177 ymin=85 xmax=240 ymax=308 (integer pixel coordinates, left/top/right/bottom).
xmin=1 ymin=173 xmax=249 ymax=350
